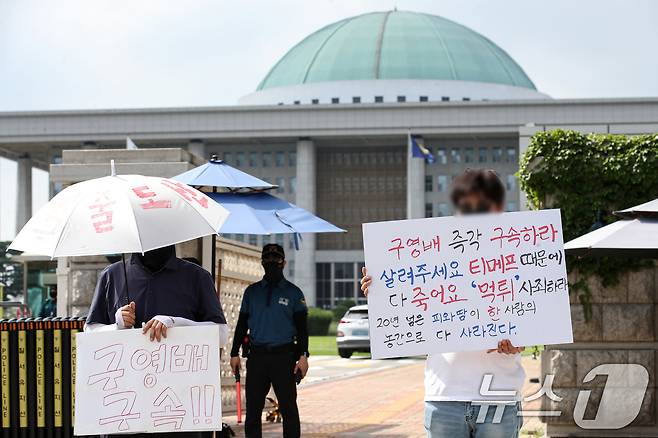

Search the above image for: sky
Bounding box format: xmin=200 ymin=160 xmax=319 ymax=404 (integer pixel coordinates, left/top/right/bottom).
xmin=1 ymin=0 xmax=658 ymax=238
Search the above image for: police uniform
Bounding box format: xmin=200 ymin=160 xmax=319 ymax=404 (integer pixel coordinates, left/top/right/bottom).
xmin=231 ymin=244 xmax=309 ymax=438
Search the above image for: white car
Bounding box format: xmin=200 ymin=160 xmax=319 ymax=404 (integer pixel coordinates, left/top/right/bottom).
xmin=336 ymin=304 xmax=370 ymax=358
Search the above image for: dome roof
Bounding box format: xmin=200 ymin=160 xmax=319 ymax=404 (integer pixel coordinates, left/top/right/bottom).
xmin=257 ymin=10 xmax=536 ymax=91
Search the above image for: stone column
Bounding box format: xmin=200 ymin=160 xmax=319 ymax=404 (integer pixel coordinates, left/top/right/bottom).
xmin=406 ymin=137 xmax=425 ymax=219
xmin=295 ymin=138 xmax=316 ymax=306
xmin=16 ymin=155 xmax=32 ymax=234
xmin=518 ymin=124 xmax=541 ymax=211
xmin=187 ymin=140 xmax=206 ymax=161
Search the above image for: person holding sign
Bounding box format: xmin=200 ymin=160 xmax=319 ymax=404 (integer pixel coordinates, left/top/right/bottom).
xmin=361 ymin=169 xmax=525 ymax=438
xmin=84 ymin=245 xmax=229 ymax=437
xmin=230 ymin=243 xmax=309 ymax=438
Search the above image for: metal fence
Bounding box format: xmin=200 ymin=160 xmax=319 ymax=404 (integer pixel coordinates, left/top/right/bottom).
xmin=0 ymin=317 xmax=85 ymax=438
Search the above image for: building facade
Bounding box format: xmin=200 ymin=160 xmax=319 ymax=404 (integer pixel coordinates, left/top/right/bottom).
xmin=2 ymin=11 xmax=658 ymax=308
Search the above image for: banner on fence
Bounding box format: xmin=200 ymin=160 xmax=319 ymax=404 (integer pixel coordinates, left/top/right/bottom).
xmin=363 ymin=209 xmax=573 ymax=359
xmin=74 ymin=325 xmax=221 ymax=435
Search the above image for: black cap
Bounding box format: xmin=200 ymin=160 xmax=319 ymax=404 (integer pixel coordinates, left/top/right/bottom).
xmin=262 ymin=243 xmax=285 ymax=260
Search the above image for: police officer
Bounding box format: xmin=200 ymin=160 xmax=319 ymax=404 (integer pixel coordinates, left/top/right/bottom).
xmin=230 ymin=243 xmax=309 ymax=438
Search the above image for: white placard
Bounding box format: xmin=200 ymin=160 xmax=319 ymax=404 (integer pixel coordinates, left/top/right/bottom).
xmin=74 ymin=325 xmax=221 ymax=435
xmin=363 ymin=209 xmax=573 ymax=359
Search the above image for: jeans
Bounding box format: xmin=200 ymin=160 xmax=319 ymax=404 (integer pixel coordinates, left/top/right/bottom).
xmin=424 ymin=401 xmax=521 ymax=438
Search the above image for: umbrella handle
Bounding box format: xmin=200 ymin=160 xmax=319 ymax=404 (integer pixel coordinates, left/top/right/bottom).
xmin=121 ymin=253 xmax=131 ymax=303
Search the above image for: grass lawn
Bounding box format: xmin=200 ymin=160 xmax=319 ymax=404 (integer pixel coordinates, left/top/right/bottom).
xmin=309 ymin=335 xmax=371 ymax=357
xmin=309 ymin=336 xmax=338 ymax=356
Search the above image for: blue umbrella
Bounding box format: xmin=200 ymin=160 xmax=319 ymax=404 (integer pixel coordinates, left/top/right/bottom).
xmin=208 ymin=192 xmax=345 ymax=244
xmin=173 ymin=155 xmax=275 ymax=191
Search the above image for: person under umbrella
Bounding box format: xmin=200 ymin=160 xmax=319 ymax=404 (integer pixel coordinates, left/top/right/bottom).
xmin=85 ymin=244 xmax=228 ymax=341
xmin=9 ymin=165 xmax=232 ymax=437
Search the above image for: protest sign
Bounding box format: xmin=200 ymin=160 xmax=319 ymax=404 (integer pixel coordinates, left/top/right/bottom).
xmin=74 ymin=325 xmax=221 ymax=435
xmin=363 ymin=209 xmax=573 ymax=359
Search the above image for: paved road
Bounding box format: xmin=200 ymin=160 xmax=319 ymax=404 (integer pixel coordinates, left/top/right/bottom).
xmin=303 ymin=355 xmax=424 ymax=385
xmin=223 ymin=356 xmax=545 ymax=437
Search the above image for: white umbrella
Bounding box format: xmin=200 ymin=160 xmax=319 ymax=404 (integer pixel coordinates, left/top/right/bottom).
xmin=564 ymin=197 xmax=658 ymax=258
xmin=9 ymin=164 xmax=229 ymax=258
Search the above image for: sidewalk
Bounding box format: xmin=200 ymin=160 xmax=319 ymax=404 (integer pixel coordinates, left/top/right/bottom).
xmin=223 ymin=356 xmax=544 ymax=437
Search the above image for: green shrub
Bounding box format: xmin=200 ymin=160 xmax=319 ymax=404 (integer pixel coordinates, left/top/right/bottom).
xmin=307 ymin=307 xmax=333 ymax=336
xmin=332 ymin=299 xmax=356 ymax=320
xmin=519 ymin=130 xmax=658 ymax=319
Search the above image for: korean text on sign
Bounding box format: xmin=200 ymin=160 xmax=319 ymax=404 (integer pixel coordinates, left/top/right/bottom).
xmin=362 ymin=209 xmax=573 ymax=359
xmin=74 ymin=325 xmax=221 ymax=435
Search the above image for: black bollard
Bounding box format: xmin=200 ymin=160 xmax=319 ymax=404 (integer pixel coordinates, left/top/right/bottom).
xmin=51 ymin=318 xmax=62 ymax=438
xmin=24 ymin=319 xmax=37 ymax=438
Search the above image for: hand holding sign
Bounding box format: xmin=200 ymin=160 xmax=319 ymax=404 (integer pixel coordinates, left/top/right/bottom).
xmin=362 ymin=209 xmax=573 ymax=359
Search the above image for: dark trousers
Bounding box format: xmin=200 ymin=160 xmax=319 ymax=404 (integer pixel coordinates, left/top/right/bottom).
xmin=245 ymin=350 xmax=300 ymax=438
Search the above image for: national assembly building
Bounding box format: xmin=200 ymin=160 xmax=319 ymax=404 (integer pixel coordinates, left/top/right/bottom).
xmin=2 ymin=10 xmax=658 ymax=308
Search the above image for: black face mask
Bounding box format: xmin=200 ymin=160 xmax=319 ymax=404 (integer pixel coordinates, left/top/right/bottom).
xmin=262 ymin=260 xmax=284 ymax=284
xmin=139 ymin=245 xmax=175 ymax=273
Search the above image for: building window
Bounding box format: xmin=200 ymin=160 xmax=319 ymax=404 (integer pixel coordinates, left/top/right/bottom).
xmin=262 ymin=151 xmax=272 ymax=167
xmin=275 ymin=234 xmax=284 ymax=247
xmin=223 ymin=152 xmax=232 ymax=164
xmin=479 ymin=147 xmax=487 ymax=163
xmin=235 ymin=152 xmax=245 ymax=167
xmin=424 ymin=175 xmax=433 ymax=192
xmin=333 ymin=262 xmax=356 ymax=306
xmin=425 ymin=203 xmax=433 ymax=218
xmin=437 ymin=203 xmax=450 ymax=217
xmin=492 ymin=147 xmax=502 ymax=163
xmin=507 ymin=202 xmax=517 ymax=212
xmin=436 ymin=148 xmax=447 ymax=165
xmin=315 ymin=263 xmax=332 ymax=309
xmin=316 ymin=262 xmax=365 ymax=308
xmin=437 ymin=175 xmax=447 ymax=192
xmin=312 ymin=99 xmax=319 ymax=104
xmin=275 ymin=151 xmax=285 ymax=167
xmin=451 ymin=148 xmax=461 ymax=164
xmin=249 ymin=234 xmax=258 ymax=246
xmin=352 ymin=96 xmax=361 ymax=103
xmin=464 ymin=147 xmax=474 ymax=163
xmin=374 ymin=96 xmax=384 ymax=103
xmin=507 ymin=174 xmax=517 ymax=191
xmin=289 ymin=177 xmax=296 ymax=194
xmin=287 ymin=259 xmax=295 ymax=280
xmin=419 ymin=95 xmax=428 ymax=102
xmin=275 ymin=177 xmax=285 ymax=193
xmin=331 ymin=97 xmax=339 ymax=104
xmin=289 ymin=151 xmax=296 ymax=167
xmin=397 ymin=95 xmax=406 ymax=103
xmin=507 ymin=147 xmax=517 ymax=163
xmin=441 ymin=96 xmax=450 ymax=102
xmin=249 ymin=152 xmax=259 ymax=167
xmin=356 ymin=262 xmax=366 ymax=304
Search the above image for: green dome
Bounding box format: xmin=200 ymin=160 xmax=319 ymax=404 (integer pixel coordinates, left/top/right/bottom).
xmin=257 ymin=10 xmax=535 ymax=91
